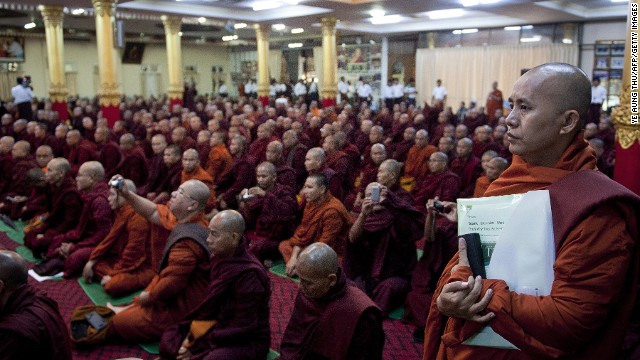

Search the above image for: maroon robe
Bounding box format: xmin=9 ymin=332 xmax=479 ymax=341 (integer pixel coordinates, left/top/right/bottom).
xmin=197 ymin=142 xmax=210 ymax=168
xmin=472 ymin=140 xmax=500 ymax=158
xmin=0 ymin=153 xmax=13 ymax=195
xmin=67 ymin=139 xmax=97 ymax=176
xmin=217 ymin=154 xmax=255 ymax=207
xmin=280 ymin=268 xmax=384 ymax=360
xmin=411 ymin=170 xmax=460 ymax=213
xmin=247 ymin=137 xmax=270 ymax=165
xmin=159 ymin=239 xmax=271 ymax=360
xmin=242 ymin=183 xmax=298 ymax=261
xmin=275 ymin=161 xmax=297 ymax=191
xmin=326 ymin=150 xmax=352 ymax=194
xmin=284 ymin=143 xmax=308 ymax=192
xmin=392 ymin=139 xmax=413 ymax=163
xmin=1 ymin=154 xmax=37 ymax=198
xmin=346 ymin=162 xmax=380 ymax=211
xmin=463 ymin=115 xmax=485 ymax=134
xmin=45 ymin=182 xmax=113 ymax=276
xmin=0 ymin=284 xmax=72 ymax=360
xmin=97 ymin=140 xmax=121 ymax=177
xmin=309 ymin=166 xmax=344 ymax=202
xmin=177 ymin=136 xmax=197 ymax=153
xmin=449 ymin=154 xmax=482 ymax=198
xmin=344 ymin=191 xmax=424 ymax=314
xmin=139 ymin=153 xmax=169 ymax=196
xmin=111 ymin=146 xmax=149 ymax=187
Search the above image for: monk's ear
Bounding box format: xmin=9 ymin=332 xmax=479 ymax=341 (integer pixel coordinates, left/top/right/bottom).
xmin=559 ymin=109 xmax=580 ymax=135
xmin=327 ymin=273 xmax=337 ymax=288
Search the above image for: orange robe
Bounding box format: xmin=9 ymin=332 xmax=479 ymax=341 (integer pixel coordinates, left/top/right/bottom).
xmin=110 ymin=206 xmax=210 ymax=343
xmin=181 ymin=166 xmax=217 ymax=212
xmin=278 ymin=193 xmax=350 ymax=261
xmin=90 ymin=205 xmax=154 ymax=297
xmin=472 ymin=175 xmax=491 ymax=198
xmin=206 ymin=143 xmax=233 ymax=185
xmin=404 ymin=144 xmax=437 ymax=180
xmin=423 ymin=133 xmax=640 ymax=359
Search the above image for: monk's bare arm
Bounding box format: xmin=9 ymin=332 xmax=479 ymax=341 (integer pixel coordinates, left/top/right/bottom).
xmin=349 ymin=212 xmax=366 ymax=243
xmin=121 ymin=185 xmax=161 ymax=225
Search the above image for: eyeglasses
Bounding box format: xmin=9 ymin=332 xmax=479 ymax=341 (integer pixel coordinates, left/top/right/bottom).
xmin=177 ymin=187 xmax=197 ymax=201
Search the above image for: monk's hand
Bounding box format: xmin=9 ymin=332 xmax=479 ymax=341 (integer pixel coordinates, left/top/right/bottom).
xmin=59 ymin=243 xmax=72 ymax=258
xmin=82 ymin=261 xmax=95 ymax=283
xmin=138 ymin=291 xmax=151 ymax=306
xmin=100 ymin=275 xmax=112 ymax=286
xmin=361 ymin=198 xmax=375 ymax=216
xmin=146 ymin=192 xmax=156 ymax=200
xmin=437 ymin=275 xmax=494 ymax=323
xmin=177 ymin=344 xmax=192 ymax=360
xmin=285 ymin=258 xmax=297 ymax=277
xmin=37 ymin=234 xmax=44 ymax=240
xmin=249 ymin=187 xmax=266 ymax=197
xmin=219 ymin=199 xmax=228 ymax=209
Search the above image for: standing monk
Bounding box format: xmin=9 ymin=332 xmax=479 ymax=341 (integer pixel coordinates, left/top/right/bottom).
xmin=106 ymin=178 xmax=212 ymax=343
xmin=206 ymin=131 xmax=233 ymax=186
xmin=159 ymin=210 xmax=271 ymax=360
xmin=485 ymin=81 xmax=503 ymax=123
xmin=424 ymin=63 xmax=640 ymax=359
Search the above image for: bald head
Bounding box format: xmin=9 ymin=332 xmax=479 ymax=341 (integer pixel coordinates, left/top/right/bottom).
xmin=79 ymin=161 xmax=105 ymax=182
xmin=266 ymin=141 xmax=283 ymax=163
xmin=297 ymin=243 xmax=339 ymax=279
xmin=0 ymin=136 xmax=14 ymax=154
xmin=207 ymin=210 xmax=246 ymax=257
xmin=182 ymin=179 xmax=210 ymax=210
xmin=47 ymin=157 xmax=70 ymax=173
xmin=12 ymin=140 xmax=30 ymax=158
xmin=0 ymin=250 xmax=28 ymax=291
xmin=35 ymin=145 xmax=54 ymax=168
xmin=211 ymin=209 xmax=245 ymax=235
xmin=486 ymin=156 xmax=509 ymax=181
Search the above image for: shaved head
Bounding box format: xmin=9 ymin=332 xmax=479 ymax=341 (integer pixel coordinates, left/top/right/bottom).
xmin=297 ymin=242 xmax=339 ymax=279
xmin=182 ymin=179 xmax=210 ymax=210
xmin=212 ymin=209 xmax=245 ymax=235
xmin=0 ymin=250 xmax=28 ymax=290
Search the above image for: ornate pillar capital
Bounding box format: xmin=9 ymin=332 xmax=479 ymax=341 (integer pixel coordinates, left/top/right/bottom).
xmin=92 ymin=0 xmax=118 ymax=17
xmin=321 ymin=17 xmax=337 ymax=33
xmin=38 ymin=5 xmax=64 ymax=27
xmin=612 ymin=86 xmax=640 ymax=149
xmin=161 ymin=15 xmax=182 ymax=35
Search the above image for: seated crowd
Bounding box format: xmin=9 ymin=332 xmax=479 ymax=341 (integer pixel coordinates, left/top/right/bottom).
xmin=0 ymin=86 xmax=618 ymax=358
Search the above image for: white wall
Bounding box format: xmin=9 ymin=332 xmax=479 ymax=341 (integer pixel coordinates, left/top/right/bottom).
xmin=581 ymin=21 xmax=626 ymax=78
xmin=22 ymin=37 xmax=231 ymax=99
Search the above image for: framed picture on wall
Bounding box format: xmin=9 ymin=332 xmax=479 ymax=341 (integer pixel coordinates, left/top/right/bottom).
xmin=611 ymin=44 xmax=625 ymax=56
xmin=610 ymin=57 xmax=624 ymax=69
xmin=610 ymin=69 xmax=623 ymax=79
xmin=593 ymin=70 xmax=609 ymax=81
xmin=122 ymin=42 xmax=145 ymax=64
xmin=595 ymin=57 xmax=609 ymax=69
xmin=595 ymin=44 xmax=610 ymax=56
xmin=0 ymin=36 xmax=25 ymax=62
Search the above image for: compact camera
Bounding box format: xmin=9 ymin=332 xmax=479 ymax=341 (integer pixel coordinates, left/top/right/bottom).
xmin=109 ymin=178 xmax=124 ymax=190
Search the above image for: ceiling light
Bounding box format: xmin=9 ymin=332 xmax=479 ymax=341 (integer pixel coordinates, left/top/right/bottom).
xmin=222 ymin=35 xmax=239 ymax=41
xmin=370 ymin=14 xmax=403 ymax=25
xmin=522 ymin=25 xmax=533 ymax=29
xmin=272 ymin=23 xmax=286 ymax=31
xmin=234 ymin=23 xmax=247 ymax=29
xmin=427 ymin=9 xmax=464 ymax=20
xmin=71 ymin=8 xmax=84 ymax=15
xmin=504 ymin=26 xmax=521 ymax=31
xmin=520 ymin=36 xmax=541 ymax=43
xmin=253 ymin=1 xmax=282 ymax=11
xmin=282 ymin=0 xmax=299 ymax=4
xmin=370 ymin=9 xmax=386 ymax=18
xmin=288 ymin=43 xmax=303 ymax=48
xmin=179 ymin=31 xmax=183 ymax=36
xmin=24 ymin=22 xmax=36 ymax=29
xmin=291 ymin=28 xmax=304 ymax=34
xmin=369 ymin=40 xmax=375 ymax=44
xmin=198 ymin=17 xmax=206 ymax=23
xmin=611 ymin=0 xmax=629 ymax=2
xmin=562 ymin=38 xmax=573 ymax=44
xmin=463 ymin=0 xmax=500 ymax=6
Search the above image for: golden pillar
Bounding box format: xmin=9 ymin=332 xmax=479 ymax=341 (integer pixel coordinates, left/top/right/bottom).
xmin=39 ymin=5 xmax=69 ymax=121
xmin=255 ymin=24 xmax=270 ymax=106
xmin=321 ymin=17 xmax=338 ymax=107
xmin=92 ymin=0 xmax=121 ymax=126
xmin=162 ymin=15 xmax=184 ymax=108
xmin=427 ymin=32 xmax=436 ymax=49
xmin=611 ymin=0 xmax=640 ymax=195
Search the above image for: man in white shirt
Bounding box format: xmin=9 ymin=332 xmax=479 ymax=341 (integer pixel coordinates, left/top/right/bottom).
xmin=431 ymin=79 xmax=447 ymax=106
xmin=338 ymin=77 xmax=349 ymax=104
xmin=294 ymin=80 xmax=308 ymax=103
xmin=404 ymin=78 xmax=417 ymax=107
xmin=11 ymin=76 xmax=33 ymax=121
xmin=218 ymin=81 xmax=228 ymax=98
xmin=588 ymin=77 xmax=607 ymax=124
xmin=391 ymin=78 xmax=404 ymax=105
xmin=383 ymin=80 xmax=394 ymax=110
xmin=357 ymin=79 xmax=372 ymax=106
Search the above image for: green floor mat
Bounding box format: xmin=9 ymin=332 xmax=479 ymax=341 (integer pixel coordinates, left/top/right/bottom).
xmin=139 ymin=342 xmax=159 ymax=354
xmin=0 ymin=219 xmax=26 ymax=244
xmin=269 ymin=260 xmax=300 ymax=283
xmin=417 ymin=249 xmax=423 ymax=259
xmin=267 ymin=349 xmax=280 ymax=360
xmin=388 ymin=306 xmax=405 ymax=320
xmin=15 ymin=245 xmax=42 ymax=264
xmin=77 ymin=278 xmax=142 ymax=306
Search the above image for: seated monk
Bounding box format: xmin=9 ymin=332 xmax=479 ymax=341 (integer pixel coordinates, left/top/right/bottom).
xmin=282 ymin=129 xmax=308 ymax=192
xmin=138 ymin=134 xmax=168 ymax=197
xmin=66 ymin=129 xmax=97 ymax=176
xmin=181 ymin=149 xmax=217 ymax=215
xmin=34 ymin=161 xmax=113 ymax=277
xmin=347 ymin=143 xmax=386 ymax=211
xmin=206 ymin=131 xmax=233 ymax=186
xmin=216 ymin=135 xmax=255 ymax=210
xmin=9 ymin=168 xmax=48 ymax=221
xmin=247 ymin=123 xmax=274 ymax=165
xmin=322 ymin=134 xmax=353 ymax=195
xmin=24 ymin=158 xmax=83 ymax=256
xmin=0 ymin=136 xmax=14 ymax=196
xmin=111 ymin=133 xmax=148 ymax=187
xmin=280 ymin=243 xmax=384 ymax=360
xmin=0 ymin=141 xmax=37 ymax=216
xmin=278 ymin=173 xmax=351 ymax=277
xmin=472 ymin=125 xmax=500 ymax=158
xmin=159 ymin=210 xmax=272 ymax=360
xmin=411 ymin=152 xmax=460 ymax=213
xmin=239 ymin=162 xmax=297 ymax=263
xmin=94 ymin=126 xmax=121 ymax=177
xmin=473 ymin=156 xmax=509 ymax=198
xmin=304 ymin=147 xmax=344 ymax=201
xmin=0 ymin=250 xmax=72 ymax=360
xmin=449 ymin=137 xmax=482 ymax=198
xmin=152 ymin=144 xmax=183 ymax=204
xmin=82 ymin=179 xmax=154 ymax=297
xmin=376 ymin=159 xmax=414 ymax=206
xmin=424 ymin=63 xmax=640 ymax=359
xmin=345 ymin=182 xmax=424 ymax=315
xmin=265 ymin=140 xmax=296 ymax=191
xmin=402 ymin=129 xmax=437 ymax=186
xmin=105 ymin=178 xmax=212 ymax=343
xmin=171 ymin=126 xmax=197 ymax=153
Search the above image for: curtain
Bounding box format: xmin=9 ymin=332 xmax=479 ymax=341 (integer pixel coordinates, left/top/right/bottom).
xmin=0 ymin=72 xmax=14 ymax=101
xmin=65 ymin=72 xmax=78 ymax=97
xmin=416 ymin=43 xmax=579 ymax=109
xmin=313 ymin=46 xmax=323 ymax=97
